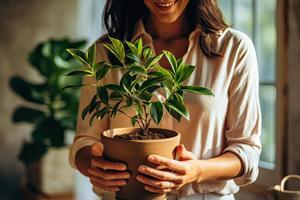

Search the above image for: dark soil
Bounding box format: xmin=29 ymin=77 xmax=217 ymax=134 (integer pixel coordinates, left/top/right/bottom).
xmin=114 ymin=130 xmax=167 ymax=140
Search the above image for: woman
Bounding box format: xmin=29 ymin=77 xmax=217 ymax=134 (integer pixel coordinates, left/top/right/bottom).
xmin=70 ymin=0 xmax=261 ymax=199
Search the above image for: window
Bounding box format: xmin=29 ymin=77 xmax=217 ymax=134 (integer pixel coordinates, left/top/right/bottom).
xmin=219 ymin=0 xmax=286 ymax=187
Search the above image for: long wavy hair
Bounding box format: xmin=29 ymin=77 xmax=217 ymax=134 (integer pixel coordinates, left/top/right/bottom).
xmin=103 ymin=0 xmax=228 ymax=57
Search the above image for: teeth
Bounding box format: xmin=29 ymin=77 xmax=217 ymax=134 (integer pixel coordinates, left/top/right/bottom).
xmin=157 ymin=1 xmax=175 ymax=7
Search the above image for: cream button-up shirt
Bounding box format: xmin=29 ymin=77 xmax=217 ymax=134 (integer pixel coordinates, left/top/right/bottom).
xmin=69 ymin=19 xmax=261 ymax=197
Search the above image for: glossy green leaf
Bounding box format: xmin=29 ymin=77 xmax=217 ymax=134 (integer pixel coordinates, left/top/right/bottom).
xmin=135 ymin=38 xmax=143 ymax=58
xmin=65 ymin=70 xmax=93 ymax=76
xmin=111 ymin=100 xmax=123 ymax=117
xmin=145 ymin=54 xmax=163 ymax=68
xmin=141 ymin=77 xmax=166 ymax=91
xmin=165 ymin=99 xmax=189 ymax=120
xmin=176 ymin=65 xmax=195 ymax=83
xmin=86 ymin=43 xmax=96 ymax=65
xmin=104 ymin=84 xmax=124 ymax=92
xmin=125 ymin=41 xmax=138 ymax=55
xmin=81 ymin=104 xmax=90 ymax=120
xmin=97 ymin=86 xmax=109 ymax=104
xmin=110 ymin=91 xmax=124 ymax=100
xmin=94 ymin=62 xmax=111 ymax=81
xmin=129 ymin=65 xmax=147 ymax=75
xmin=66 ymin=49 xmax=89 ymax=66
xmin=131 ymin=115 xmax=138 ymax=126
xmin=150 ymin=102 xmax=163 ymax=124
xmin=181 ymin=86 xmax=214 ymax=96
xmin=163 ymin=50 xmax=177 ymax=73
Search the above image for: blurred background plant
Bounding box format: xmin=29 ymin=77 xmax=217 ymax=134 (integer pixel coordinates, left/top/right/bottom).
xmin=9 ymin=38 xmax=86 ymax=165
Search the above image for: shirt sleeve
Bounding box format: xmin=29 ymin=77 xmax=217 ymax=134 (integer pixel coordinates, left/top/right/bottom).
xmin=223 ymin=34 xmax=262 ymax=186
xmin=69 ymin=41 xmax=110 ymax=169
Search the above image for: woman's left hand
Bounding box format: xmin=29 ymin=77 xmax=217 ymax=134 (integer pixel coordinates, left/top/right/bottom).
xmin=136 ymin=144 xmax=201 ymax=194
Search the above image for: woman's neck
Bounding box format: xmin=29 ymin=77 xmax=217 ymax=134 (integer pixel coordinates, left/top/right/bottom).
xmin=145 ymin=14 xmax=193 ymax=41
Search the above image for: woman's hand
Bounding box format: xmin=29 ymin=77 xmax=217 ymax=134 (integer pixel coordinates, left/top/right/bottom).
xmin=136 ymin=144 xmax=201 ymax=194
xmin=75 ymin=142 xmax=130 ymax=192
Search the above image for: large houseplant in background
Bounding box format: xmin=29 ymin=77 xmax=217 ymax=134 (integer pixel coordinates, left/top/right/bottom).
xmin=10 ymin=38 xmax=86 ymax=196
xmin=65 ymin=37 xmax=214 ymax=200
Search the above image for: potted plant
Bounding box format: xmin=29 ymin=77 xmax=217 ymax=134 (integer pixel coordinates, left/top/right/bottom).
xmin=65 ymin=37 xmax=213 ymax=200
xmin=10 ymin=38 xmax=86 ymax=196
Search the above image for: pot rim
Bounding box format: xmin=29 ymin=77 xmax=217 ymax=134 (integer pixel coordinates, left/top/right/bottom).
xmin=101 ymin=127 xmax=181 ymax=144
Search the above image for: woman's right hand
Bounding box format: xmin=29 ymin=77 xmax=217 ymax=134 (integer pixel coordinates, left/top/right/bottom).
xmin=75 ymin=142 xmax=130 ymax=192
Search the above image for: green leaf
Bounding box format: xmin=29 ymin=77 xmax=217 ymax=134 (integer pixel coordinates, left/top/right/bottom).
xmin=12 ymin=107 xmax=45 ymax=123
xmin=61 ymin=83 xmax=92 ymax=91
xmin=111 ymin=100 xmax=123 ymax=117
xmin=163 ymin=50 xmax=177 ymax=73
xmin=125 ymin=41 xmax=138 ymax=55
xmin=81 ymin=104 xmax=90 ymax=120
xmin=94 ymin=62 xmax=111 ymax=81
xmin=86 ymin=43 xmax=96 ymax=65
xmin=10 ymin=76 xmax=46 ymax=104
xmin=32 ymin=118 xmax=65 ymax=147
xmin=104 ymin=36 xmax=125 ymax=63
xmin=97 ymin=86 xmax=109 ymax=104
xmin=176 ymin=65 xmax=195 ymax=83
xmin=145 ymin=54 xmax=163 ymax=68
xmin=181 ymin=86 xmax=214 ymax=96
xmin=143 ymin=48 xmax=152 ymax=60
xmin=155 ymin=65 xmax=174 ymax=79
xmin=126 ymin=97 xmax=133 ymax=107
xmin=66 ymin=49 xmax=89 ymax=66
xmin=97 ymin=107 xmax=110 ymax=120
xmin=89 ymin=112 xmax=98 ymax=126
xmin=131 ymin=115 xmax=138 ymax=126
xmin=65 ymin=70 xmax=93 ymax=76
xmin=165 ymin=99 xmax=189 ymax=120
xmin=150 ymin=102 xmax=163 ymax=124
xmin=104 ymin=84 xmax=124 ymax=92
xmin=135 ymin=38 xmax=143 ymax=58
xmin=141 ymin=77 xmax=166 ymax=91
xmin=120 ymin=72 xmax=133 ymax=93
xmin=88 ymin=94 xmax=98 ymax=114
xmin=110 ymin=91 xmax=124 ymax=100
xmin=18 ymin=142 xmax=48 ymax=165
xmin=129 ymin=65 xmax=147 ymax=75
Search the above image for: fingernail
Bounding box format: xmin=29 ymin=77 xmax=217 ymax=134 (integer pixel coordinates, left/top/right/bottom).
xmin=138 ymin=165 xmax=146 ymax=172
xmin=136 ymin=175 xmax=141 ymax=180
xmin=148 ymin=155 xmax=155 ymax=161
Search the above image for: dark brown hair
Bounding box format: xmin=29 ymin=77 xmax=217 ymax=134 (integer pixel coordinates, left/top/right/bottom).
xmin=103 ymin=0 xmax=228 ymax=57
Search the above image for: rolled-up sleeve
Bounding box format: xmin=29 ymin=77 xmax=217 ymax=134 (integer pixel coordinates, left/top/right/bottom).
xmin=223 ymin=35 xmax=262 ymax=186
xmin=69 ymin=41 xmax=109 ymax=169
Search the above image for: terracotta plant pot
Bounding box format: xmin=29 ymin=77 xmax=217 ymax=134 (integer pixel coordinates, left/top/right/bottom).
xmin=100 ymin=127 xmax=181 ymax=200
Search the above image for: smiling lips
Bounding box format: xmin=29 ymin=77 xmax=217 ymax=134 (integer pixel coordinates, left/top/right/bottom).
xmin=154 ymin=0 xmax=177 ymax=9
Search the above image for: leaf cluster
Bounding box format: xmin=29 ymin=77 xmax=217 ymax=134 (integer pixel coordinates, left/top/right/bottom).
xmin=65 ymin=37 xmax=214 ymax=133
xmin=10 ymin=38 xmax=86 ymax=164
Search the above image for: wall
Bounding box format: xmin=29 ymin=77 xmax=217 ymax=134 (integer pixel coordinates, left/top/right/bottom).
xmin=0 ymin=0 xmax=103 ymax=199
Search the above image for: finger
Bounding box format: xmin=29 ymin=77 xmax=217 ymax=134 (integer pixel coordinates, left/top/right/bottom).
xmin=91 ymin=142 xmax=104 ymax=156
xmin=148 ymin=155 xmax=186 ymax=173
xmin=91 ymin=158 xmax=127 ymax=171
xmin=136 ymin=175 xmax=177 ymax=189
xmin=90 ymin=176 xmax=127 ymax=187
xmin=87 ymin=167 xmax=130 ymax=180
xmin=138 ymin=165 xmax=181 ymax=181
xmin=90 ymin=179 xmax=120 ymax=192
xmin=177 ymin=144 xmax=195 ymax=161
xmin=144 ymin=185 xmax=171 ymax=194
